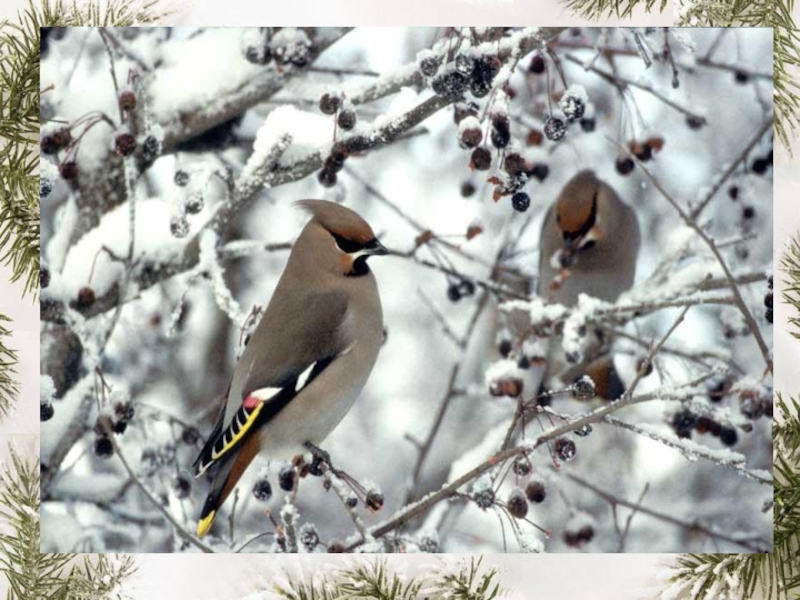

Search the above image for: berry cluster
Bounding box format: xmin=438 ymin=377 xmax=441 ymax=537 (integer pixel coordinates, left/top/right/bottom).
xmin=426 ymin=50 xmax=501 ymax=102
xmin=318 ymin=140 xmax=350 ymax=188
xmin=243 ymin=28 xmax=313 ymax=68
xmin=671 ymin=409 xmax=739 ymax=447
xmin=563 ymin=521 xmax=595 ymax=547
xmin=765 ymin=276 xmax=773 ymax=324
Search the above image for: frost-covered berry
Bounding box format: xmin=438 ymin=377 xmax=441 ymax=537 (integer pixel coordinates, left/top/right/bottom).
xmin=720 ymin=426 xmax=738 ymax=447
xmin=472 ymin=478 xmax=495 ymax=509
xmin=279 ymin=465 xmax=296 ymax=491
xmin=460 ymin=124 xmax=483 ymax=149
xmin=470 ymin=55 xmax=500 ymax=98
xmin=490 ymin=114 xmax=511 ymax=149
xmin=671 ymin=409 xmax=697 ymax=438
xmin=59 ymin=161 xmax=79 ymax=181
xmin=41 ymin=401 xmax=54 ymax=422
xmin=76 ymin=286 xmax=95 ymax=309
xmin=345 ymin=495 xmax=358 ymax=508
xmin=525 ymin=480 xmax=546 ymax=503
xmin=529 ymin=54 xmax=546 ymax=74
xmin=53 ymin=128 xmax=72 ymax=150
xmin=115 ymin=401 xmax=135 ymax=424
xmin=506 ymin=488 xmax=528 ymax=519
xmin=142 ymin=135 xmax=160 ymax=162
xmin=185 ymin=192 xmax=205 ymax=215
xmin=115 ymin=133 xmax=137 ymax=157
xmin=740 ymin=395 xmax=764 ymax=420
xmin=319 ymin=92 xmax=342 ymax=115
xmin=432 ymin=68 xmax=467 ymax=99
xmin=173 ymin=475 xmax=191 ymax=499
xmin=300 ymin=523 xmax=320 ymax=551
xmin=170 ymin=216 xmax=190 ymax=238
xmin=572 ymin=376 xmax=596 ymax=401
xmin=417 ymin=531 xmax=439 ymax=553
xmin=554 ymin=438 xmax=576 ymax=462
xmin=470 ymin=147 xmax=492 ymax=171
xmin=366 ymin=490 xmax=384 ymax=511
xmin=174 ymin=170 xmax=190 ymax=187
xmin=40 ymin=177 xmax=53 ymax=199
xmin=512 ymin=455 xmax=532 ymax=476
xmin=615 ymin=156 xmax=635 ymax=176
xmin=458 ymin=279 xmax=476 ymax=297
xmin=252 ymin=477 xmax=273 ymax=501
xmin=119 ymin=89 xmax=137 ymax=111
xmin=559 ymin=85 xmax=587 ymax=122
xmin=419 ymin=55 xmax=439 ymax=77
xmin=337 ymin=108 xmax=357 ymax=131
xmin=94 ymin=435 xmax=114 ymax=459
xmin=511 ymin=192 xmax=530 ymax=213
xmin=544 ymin=113 xmax=567 ymax=141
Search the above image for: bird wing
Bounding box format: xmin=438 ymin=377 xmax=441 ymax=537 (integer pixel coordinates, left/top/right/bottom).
xmin=193 ymin=290 xmax=349 ymax=477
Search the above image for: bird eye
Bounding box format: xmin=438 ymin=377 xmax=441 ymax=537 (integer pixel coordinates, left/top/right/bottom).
xmin=332 ymin=233 xmax=363 ymax=254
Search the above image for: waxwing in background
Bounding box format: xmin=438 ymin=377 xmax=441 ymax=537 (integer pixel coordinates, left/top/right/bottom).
xmin=193 ymin=200 xmax=389 ymax=537
xmin=499 ymin=170 xmax=640 ymax=402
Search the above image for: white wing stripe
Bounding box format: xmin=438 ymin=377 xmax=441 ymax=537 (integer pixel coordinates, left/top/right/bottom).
xmin=250 ymin=386 xmax=282 ymax=401
xmin=296 ymin=363 xmax=316 ymax=392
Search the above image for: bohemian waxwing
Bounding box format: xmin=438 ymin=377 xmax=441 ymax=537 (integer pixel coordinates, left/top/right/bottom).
xmin=538 ymin=169 xmax=640 ymax=305
xmin=537 ymin=170 xmax=641 ymax=398
xmin=193 ymin=200 xmax=389 ymax=537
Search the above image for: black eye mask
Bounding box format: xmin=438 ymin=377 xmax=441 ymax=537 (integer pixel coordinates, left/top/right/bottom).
xmin=332 ymin=233 xmax=364 ymax=253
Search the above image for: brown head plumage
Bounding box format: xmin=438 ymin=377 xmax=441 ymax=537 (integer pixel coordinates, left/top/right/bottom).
xmin=556 ymin=170 xmax=600 ymax=238
xmin=296 ymin=199 xmax=376 ymax=245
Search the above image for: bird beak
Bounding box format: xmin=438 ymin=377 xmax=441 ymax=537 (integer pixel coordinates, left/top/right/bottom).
xmin=364 ymin=238 xmax=390 ymax=256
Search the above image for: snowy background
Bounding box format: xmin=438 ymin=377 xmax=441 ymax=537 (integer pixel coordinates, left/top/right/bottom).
xmin=39 ymin=27 xmax=773 ymax=553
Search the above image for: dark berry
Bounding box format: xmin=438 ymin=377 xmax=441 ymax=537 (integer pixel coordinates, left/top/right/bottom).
xmin=431 ymin=69 xmax=467 ymax=99
xmin=76 ymin=287 xmax=95 ymax=309
xmin=528 ymin=163 xmax=549 ymax=182
xmin=317 ymin=169 xmax=338 ymax=188
xmin=460 ymin=126 xmax=483 ymax=149
xmin=525 ymin=480 xmax=546 ymax=503
xmin=447 ymin=283 xmax=462 ymax=302
xmin=735 ymin=71 xmax=749 ymax=84
xmin=686 ymin=115 xmax=705 ymax=130
xmin=511 ymin=192 xmax=530 ymax=212
xmin=330 ymin=141 xmax=350 ymax=167
xmin=59 ymin=161 xmax=79 ymax=181
xmin=765 ymin=308 xmax=773 ymax=324
xmin=337 ymin=109 xmax=356 ymax=131
xmin=728 ymin=185 xmax=739 ymax=200
xmin=720 ymin=426 xmax=738 ymax=447
xmin=252 ymin=477 xmax=273 ymax=501
xmin=419 ymin=55 xmax=439 ymax=77
xmin=41 ymin=136 xmax=59 ymax=155
xmin=114 ymin=401 xmax=135 ymax=423
xmin=526 ymin=129 xmax=544 ymax=146
xmin=470 ymin=55 xmax=500 ymax=98
xmin=454 ymin=53 xmax=472 ymax=75
xmin=506 ymin=489 xmax=528 ymax=519
xmin=765 ymin=292 xmax=773 ymax=309
xmin=672 ymin=409 xmax=697 ymax=437
xmin=328 ymin=541 xmax=346 ymax=553
xmin=41 ymin=402 xmax=54 ymax=422
xmin=174 ymin=170 xmax=190 ymax=187
xmin=615 ymin=156 xmax=635 ymax=176
xmin=458 ymin=279 xmax=476 ymax=297
xmin=742 ymin=206 xmax=755 ymax=220
xmin=279 ymin=466 xmax=296 ymax=491
xmin=365 ymin=490 xmax=384 ymax=511
xmin=173 ymin=475 xmax=191 ymax=499
xmin=635 ymin=144 xmax=653 ymax=162
xmin=461 ymin=181 xmax=476 ymax=197
xmin=182 ymin=426 xmax=200 ymax=445
xmin=319 ymin=92 xmax=342 ymax=115
xmin=490 ymin=115 xmax=511 ymax=149
xmin=119 ymin=90 xmax=137 ymax=111
xmin=768 ymin=276 xmax=773 ymax=290
xmin=751 ymin=157 xmax=768 ymax=175
xmin=112 ymin=420 xmax=128 ymax=434
xmin=94 ymin=435 xmax=114 ymax=458
xmin=529 ymin=54 xmax=546 ymax=74
xmin=470 ymin=147 xmax=492 ymax=171
xmin=115 ymin=133 xmax=136 ymax=157
xmin=504 ymin=153 xmax=526 ymax=176
xmin=512 ymin=456 xmax=532 ymax=477
xmin=498 ymin=339 xmax=513 ymax=358
xmin=40 ymin=265 xmax=51 ymax=289
xmin=580 ymin=118 xmax=596 ymax=133
xmin=517 ymin=355 xmax=530 ymax=370
xmin=52 ymin=128 xmax=72 ymax=151
xmin=141 ymin=135 xmax=159 ymax=162
xmin=554 ymin=438 xmax=576 ymax=462
xmin=544 ymin=114 xmax=567 ymax=141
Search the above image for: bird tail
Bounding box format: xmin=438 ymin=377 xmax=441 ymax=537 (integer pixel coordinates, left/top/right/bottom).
xmin=196 ymin=434 xmax=261 ymax=538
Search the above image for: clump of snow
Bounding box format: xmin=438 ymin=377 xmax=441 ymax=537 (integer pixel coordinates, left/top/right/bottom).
xmin=485 ymin=358 xmax=526 ymax=386
xmin=41 ymin=375 xmax=57 ymax=405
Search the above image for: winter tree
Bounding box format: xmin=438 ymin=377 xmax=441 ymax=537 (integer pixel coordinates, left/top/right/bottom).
xmin=40 ymin=27 xmax=773 ymax=553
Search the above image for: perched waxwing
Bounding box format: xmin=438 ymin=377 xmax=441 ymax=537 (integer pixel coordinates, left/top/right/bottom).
xmin=538 ymin=170 xmax=640 ymax=306
xmin=193 ymin=200 xmax=389 ymax=537
xmin=537 ymin=170 xmax=641 ymax=399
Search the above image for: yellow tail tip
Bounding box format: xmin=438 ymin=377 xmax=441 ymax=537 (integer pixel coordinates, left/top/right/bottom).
xmin=196 ymin=511 xmax=216 ymax=538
